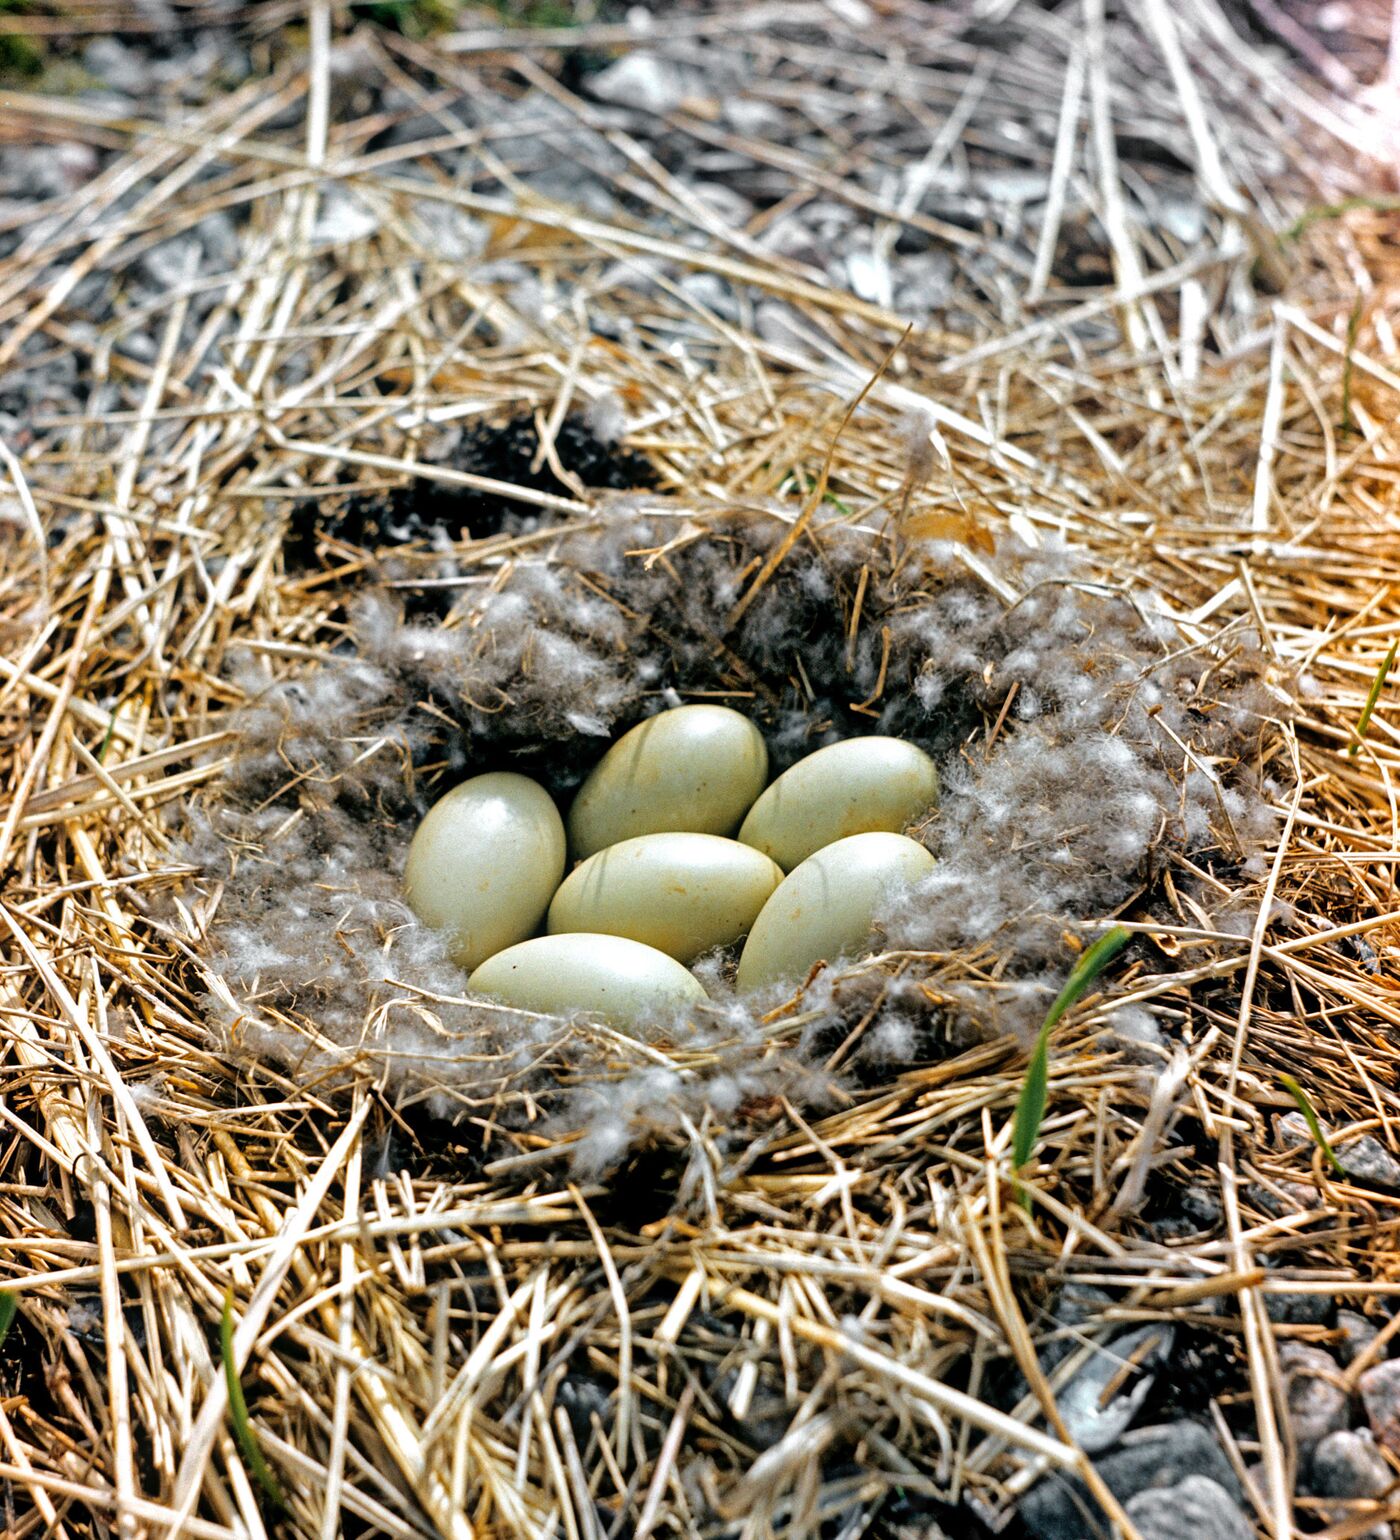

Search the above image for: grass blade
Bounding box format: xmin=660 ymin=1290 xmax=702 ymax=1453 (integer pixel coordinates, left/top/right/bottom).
xmin=1349 ymin=638 xmax=1397 ymax=757
xmin=221 ymin=1289 xmax=286 ymax=1513
xmin=1284 ymin=194 xmax=1400 ymax=241
xmin=1011 ymin=1030 xmax=1051 ymax=1177
xmin=1011 ymin=925 xmax=1132 ymax=1175
xmin=1279 ymin=1073 xmax=1345 ymax=1178
xmin=0 ymin=1293 xmax=17 ymax=1353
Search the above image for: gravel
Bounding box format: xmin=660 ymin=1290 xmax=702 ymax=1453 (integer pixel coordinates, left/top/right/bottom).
xmin=1335 ymin=1310 xmax=1382 ymax=1368
xmin=1058 ymin=1322 xmax=1174 ymax=1454
xmin=1309 ymin=1428 xmax=1393 ymax=1498
xmin=1360 ymin=1359 xmax=1400 ymax=1456
xmin=1019 ymin=1422 xmax=1241 ymax=1539
xmin=1279 ymin=1342 xmax=1352 ymax=1460
xmin=1277 ymin=1111 xmax=1400 ymax=1188
xmin=1123 ymin=1475 xmax=1254 ymax=1540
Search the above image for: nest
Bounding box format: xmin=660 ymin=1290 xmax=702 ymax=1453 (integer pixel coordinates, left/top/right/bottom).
xmin=2 ymin=3 xmax=1400 ymax=1538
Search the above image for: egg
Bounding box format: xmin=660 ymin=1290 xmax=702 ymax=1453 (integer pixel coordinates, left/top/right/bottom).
xmin=738 ymin=736 xmax=939 ymax=870
xmin=403 ymin=772 xmax=565 ymax=971
xmin=567 ymin=705 xmax=769 ymax=858
xmin=736 ymin=831 xmax=935 ymax=990
xmin=548 ymin=833 xmax=784 ymax=962
xmin=469 ymin=933 xmax=708 ymax=1022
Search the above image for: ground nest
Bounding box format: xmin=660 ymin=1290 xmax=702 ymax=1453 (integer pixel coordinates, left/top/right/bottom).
xmin=189 ymin=453 xmax=1285 ymax=1160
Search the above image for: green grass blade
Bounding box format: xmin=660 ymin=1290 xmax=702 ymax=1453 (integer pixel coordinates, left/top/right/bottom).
xmin=0 ymin=1292 xmax=18 ymax=1352
xmin=1284 ymin=194 xmax=1400 ymax=242
xmin=1279 ymin=1073 xmax=1345 ymax=1178
xmin=1041 ymin=924 xmax=1133 ymax=1037
xmin=1349 ymin=638 xmax=1397 ymax=758
xmin=1011 ymin=925 xmax=1131 ymax=1175
xmin=221 ymin=1289 xmax=286 ymax=1513
xmin=96 ymin=701 xmax=122 ymax=764
xmin=1011 ymin=1030 xmax=1050 ymax=1174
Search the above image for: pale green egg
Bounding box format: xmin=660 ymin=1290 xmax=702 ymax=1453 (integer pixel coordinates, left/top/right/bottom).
xmin=736 ymin=831 xmax=935 ymax=990
xmin=469 ymin=933 xmax=708 ymax=1022
xmin=567 ymin=705 xmax=769 ymax=858
xmin=738 ymin=736 xmax=938 ymax=871
xmin=548 ymin=833 xmax=784 ymax=962
xmin=403 ymin=772 xmax=565 ymax=971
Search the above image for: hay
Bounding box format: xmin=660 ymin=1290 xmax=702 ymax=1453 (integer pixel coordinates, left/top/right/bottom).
xmin=2 ymin=3 xmax=1400 ymax=1537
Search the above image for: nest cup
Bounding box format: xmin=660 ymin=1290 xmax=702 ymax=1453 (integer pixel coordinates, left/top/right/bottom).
xmin=191 ymin=477 xmax=1278 ymax=1164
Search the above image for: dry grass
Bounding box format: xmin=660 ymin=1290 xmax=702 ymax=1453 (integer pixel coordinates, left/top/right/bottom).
xmin=2 ymin=3 xmax=1400 ymax=1537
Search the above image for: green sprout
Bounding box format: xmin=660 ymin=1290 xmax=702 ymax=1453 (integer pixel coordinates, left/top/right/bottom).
xmin=1278 ymin=1073 xmax=1345 ymax=1178
xmin=0 ymin=2 xmax=44 ymax=79
xmin=1011 ymin=926 xmax=1132 ymax=1195
xmin=0 ymin=1292 xmax=18 ymax=1352
xmin=1284 ymin=195 xmax=1400 ymax=243
xmin=349 ymin=0 xmax=461 ymax=36
xmin=1349 ymin=638 xmax=1397 ymax=758
xmin=221 ymin=1290 xmax=286 ymax=1513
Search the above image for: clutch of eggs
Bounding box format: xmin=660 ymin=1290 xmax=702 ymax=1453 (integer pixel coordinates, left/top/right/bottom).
xmin=402 ymin=706 xmax=939 ymax=1025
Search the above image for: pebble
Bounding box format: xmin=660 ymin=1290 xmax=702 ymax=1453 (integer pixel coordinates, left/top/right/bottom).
xmin=1123 ymin=1475 xmax=1253 ymax=1540
xmin=1058 ymin=1322 xmax=1172 ymax=1453
xmin=1264 ymin=1284 xmax=1335 ymax=1325
xmin=1310 ymin=1428 xmax=1392 ymax=1498
xmin=1276 ymin=1110 xmax=1400 ymax=1187
xmin=1340 ymin=1135 xmax=1400 ymax=1189
xmin=0 ymin=143 xmax=99 ymax=201
xmin=588 ymin=53 xmax=689 ymax=115
xmin=84 ymin=37 xmax=156 ymax=95
xmin=1020 ymin=1422 xmax=1240 ymax=1539
xmin=1335 ymin=1310 xmax=1381 ymax=1368
xmin=1280 ymin=1342 xmax=1352 ymax=1457
xmin=1360 ymin=1359 xmax=1400 ymax=1455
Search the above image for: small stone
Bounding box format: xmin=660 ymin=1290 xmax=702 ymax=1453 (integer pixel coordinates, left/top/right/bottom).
xmin=1124 ymin=1475 xmax=1253 ymax=1540
xmin=588 ymin=54 xmax=687 ymax=116
xmin=1042 ymin=1286 xmax=1115 ymax=1367
xmin=1020 ymin=1422 xmax=1239 ymax=1539
xmin=1340 ymin=1135 xmax=1400 ymax=1189
xmin=1098 ymin=1420 xmax=1242 ymax=1499
xmin=722 ymin=98 xmax=785 ymax=137
xmin=1250 ymin=1179 xmax=1322 ymax=1224
xmin=1310 ymin=1429 xmax=1392 ymax=1498
xmin=1335 ymin=1311 xmax=1380 ymax=1368
xmin=1265 ymin=1287 xmax=1334 ymax=1325
xmin=1280 ymin=1343 xmax=1351 ymax=1456
xmin=1274 ymin=1110 xmax=1400 ymax=1188
xmin=1179 ymin=1184 xmax=1224 ymax=1228
xmin=1274 ymin=1110 xmax=1313 ymax=1149
xmin=312 ymin=188 xmax=379 ymax=247
xmin=1058 ymin=1322 xmax=1173 ymax=1454
xmin=1360 ymin=1359 xmax=1400 ymax=1454
xmin=83 ymin=37 xmax=154 ymax=95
